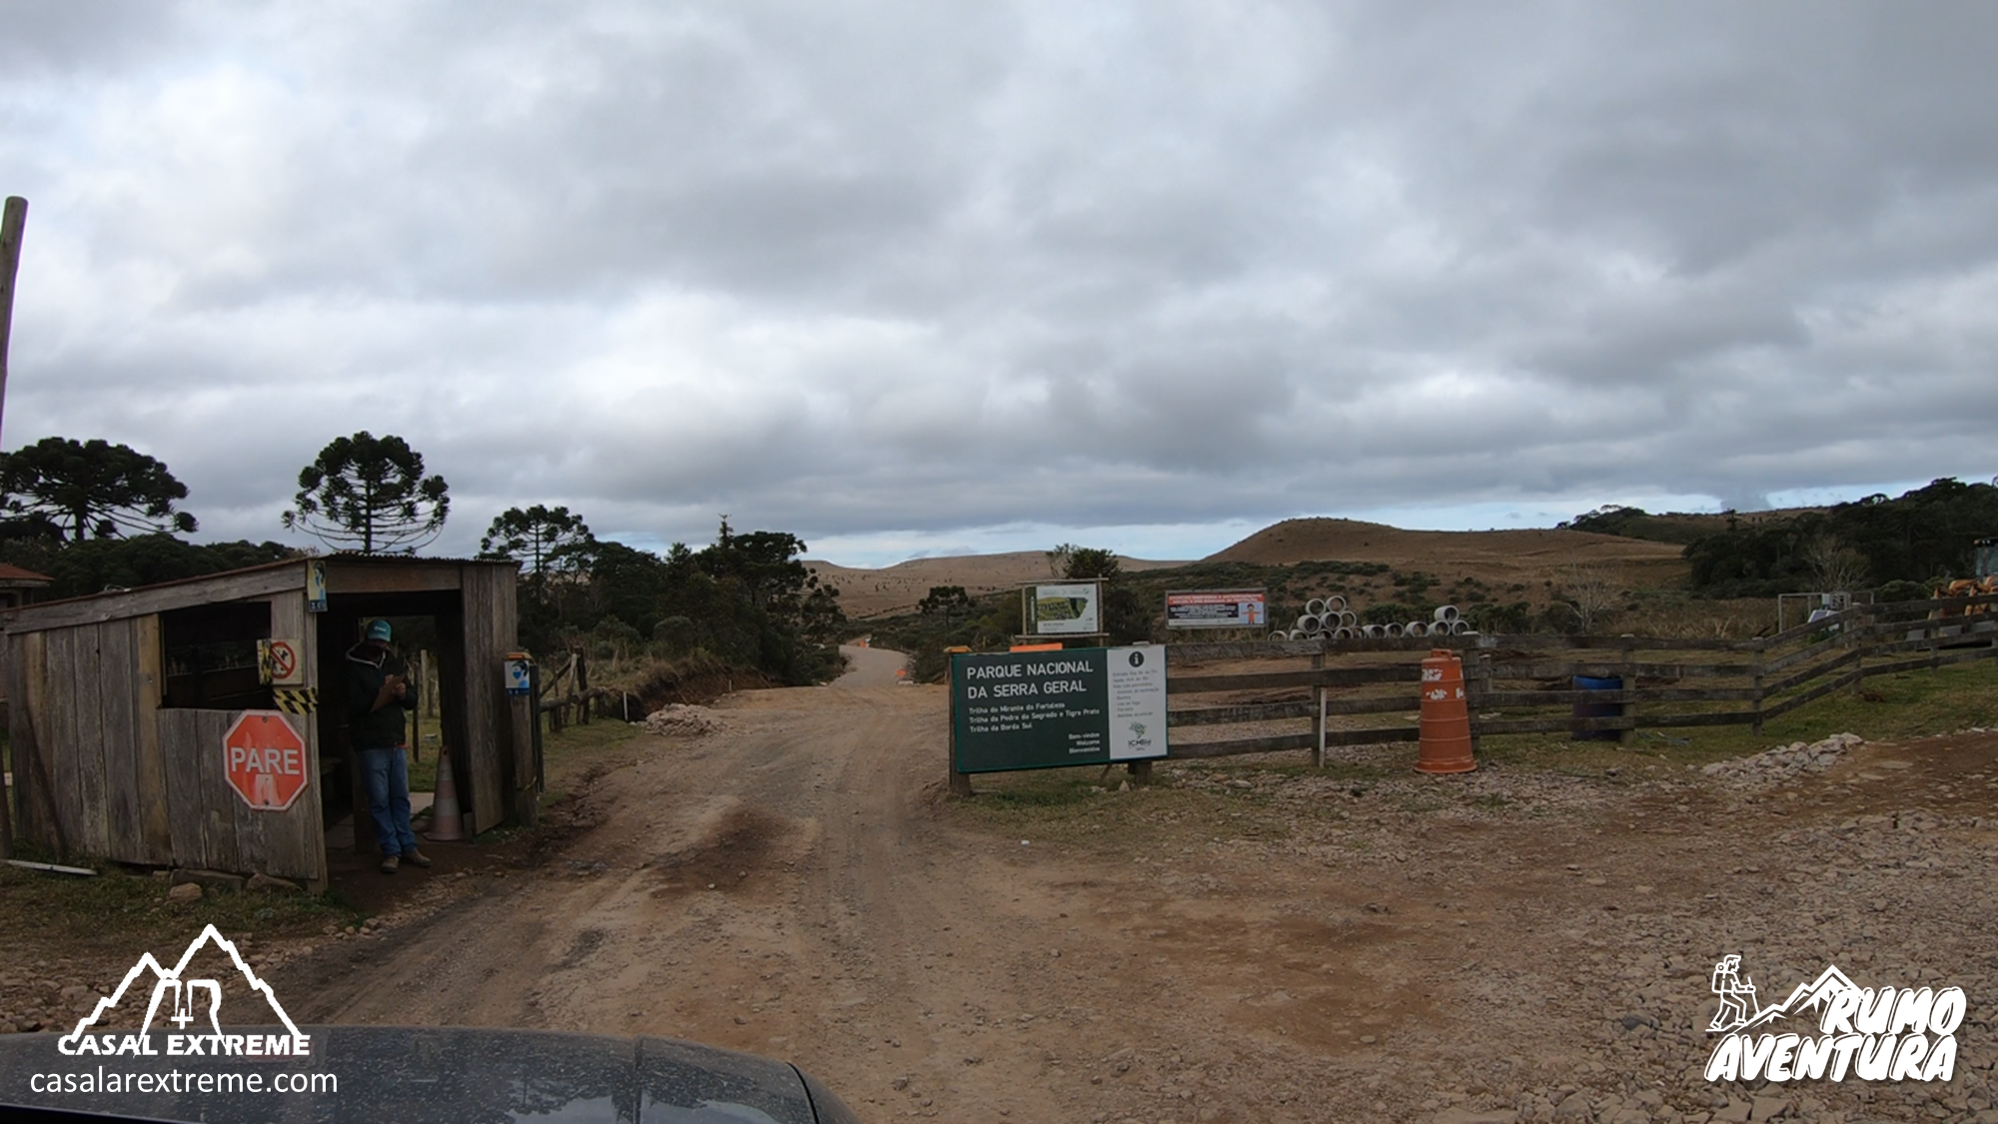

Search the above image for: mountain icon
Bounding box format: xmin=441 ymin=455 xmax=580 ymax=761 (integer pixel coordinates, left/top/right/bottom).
xmin=1744 ymin=963 xmax=1860 ymax=1030
xmin=59 ymin=923 xmax=303 ymax=1047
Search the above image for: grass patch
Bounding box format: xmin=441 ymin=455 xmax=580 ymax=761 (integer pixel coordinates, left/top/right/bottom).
xmin=0 ymin=862 xmax=357 ymax=957
xmin=954 ymin=767 xmax=1258 ymax=856
xmin=539 ymin=714 xmax=644 ymax=801
xmin=1476 ymin=660 xmax=1998 ymax=775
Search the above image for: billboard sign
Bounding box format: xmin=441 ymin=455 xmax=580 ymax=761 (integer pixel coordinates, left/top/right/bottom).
xmin=1164 ymin=589 xmax=1268 ymax=630
xmin=952 ymin=645 xmax=1167 ymax=773
xmin=1023 ymin=581 xmax=1102 ymax=635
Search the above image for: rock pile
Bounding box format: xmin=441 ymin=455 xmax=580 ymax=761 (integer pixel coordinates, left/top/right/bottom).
xmin=1699 ymin=731 xmax=1863 ymax=783
xmin=640 ymin=704 xmax=724 ymax=737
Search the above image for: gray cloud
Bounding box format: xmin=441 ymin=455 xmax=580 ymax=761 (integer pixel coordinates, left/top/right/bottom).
xmin=3 ymin=0 xmax=1995 ymax=562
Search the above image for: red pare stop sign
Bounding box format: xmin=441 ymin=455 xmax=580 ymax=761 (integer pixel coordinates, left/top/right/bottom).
xmin=224 ymin=711 xmax=309 ymax=811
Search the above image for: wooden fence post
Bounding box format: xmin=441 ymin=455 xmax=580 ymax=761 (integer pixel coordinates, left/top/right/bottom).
xmin=1853 ymin=603 xmax=1870 ymax=694
xmin=509 ymin=690 xmax=538 ymax=828
xmin=1751 ymin=639 xmax=1765 ymax=736
xmin=1470 ymin=650 xmax=1492 ymax=754
xmin=576 ymin=650 xmax=590 ymax=725
xmin=1311 ymin=647 xmax=1326 ymax=768
xmin=1126 ymin=760 xmax=1153 ymax=787
xmin=1619 ymin=643 xmax=1637 ymax=746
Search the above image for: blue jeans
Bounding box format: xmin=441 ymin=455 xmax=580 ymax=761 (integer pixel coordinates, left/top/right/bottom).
xmin=357 ymin=746 xmax=416 ymax=857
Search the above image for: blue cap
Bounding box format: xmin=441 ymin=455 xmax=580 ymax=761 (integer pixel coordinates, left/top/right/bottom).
xmin=366 ymin=619 xmax=392 ymax=642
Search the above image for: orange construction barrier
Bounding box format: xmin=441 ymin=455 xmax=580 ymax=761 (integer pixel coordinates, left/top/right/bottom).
xmin=1009 ymin=642 xmax=1064 ymax=652
xmin=1415 ymin=649 xmax=1475 ymax=774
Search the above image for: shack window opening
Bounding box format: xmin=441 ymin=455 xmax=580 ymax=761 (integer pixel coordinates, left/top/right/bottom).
xmin=161 ymin=601 xmax=274 ymax=710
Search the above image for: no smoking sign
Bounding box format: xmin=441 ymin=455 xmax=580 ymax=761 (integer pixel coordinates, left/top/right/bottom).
xmin=258 ymin=638 xmax=303 ymax=686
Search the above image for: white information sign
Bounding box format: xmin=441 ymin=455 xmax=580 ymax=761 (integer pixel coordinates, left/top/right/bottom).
xmin=1027 ymin=582 xmax=1102 ymax=635
xmin=1106 ymin=645 xmax=1167 ymax=760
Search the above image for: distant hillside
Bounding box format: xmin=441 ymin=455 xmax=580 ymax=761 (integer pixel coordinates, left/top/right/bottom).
xmin=815 ymin=517 xmax=1700 ymax=622
xmin=807 ymin=551 xmax=1186 ymax=619
xmin=1558 ymin=505 xmax=1825 ymax=545
xmin=1206 ymin=518 xmax=1686 ymax=590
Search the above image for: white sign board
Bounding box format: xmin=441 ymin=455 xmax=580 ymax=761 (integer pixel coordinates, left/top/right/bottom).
xmin=1106 ymin=645 xmax=1167 ymax=760
xmin=1026 ymin=582 xmax=1102 ymax=635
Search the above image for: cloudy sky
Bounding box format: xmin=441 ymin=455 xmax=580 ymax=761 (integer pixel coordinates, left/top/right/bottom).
xmin=3 ymin=1 xmax=1995 ymax=566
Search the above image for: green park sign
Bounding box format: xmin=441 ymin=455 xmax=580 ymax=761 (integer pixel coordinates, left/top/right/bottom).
xmin=950 ymin=645 xmax=1168 ymax=773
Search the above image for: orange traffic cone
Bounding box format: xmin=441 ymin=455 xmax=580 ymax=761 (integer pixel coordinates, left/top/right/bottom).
xmin=1416 ymin=649 xmax=1476 ymax=774
xmin=424 ymin=747 xmax=466 ymax=841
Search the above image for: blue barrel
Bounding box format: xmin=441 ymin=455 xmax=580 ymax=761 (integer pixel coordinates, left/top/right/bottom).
xmin=1572 ymin=675 xmax=1622 ymax=741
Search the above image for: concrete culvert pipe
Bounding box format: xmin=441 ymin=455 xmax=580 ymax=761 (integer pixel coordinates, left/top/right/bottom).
xmin=1342 ymin=610 xmax=1358 ymax=627
xmin=1326 ymin=596 xmax=1347 ymax=612
xmin=1451 ymin=620 xmax=1473 ymax=635
xmin=1305 ymin=598 xmax=1327 ymax=618
xmin=1297 ymin=614 xmax=1321 ymax=634
xmin=1433 ymin=605 xmax=1460 ymax=623
xmin=1269 ymin=631 xmax=1288 ymax=641
xmin=1333 ymin=626 xmax=1354 ymax=640
xmin=1361 ymin=624 xmax=1385 ymax=639
xmin=1386 ymin=622 xmax=1404 ymax=637
xmin=1406 ymin=621 xmax=1428 ymax=637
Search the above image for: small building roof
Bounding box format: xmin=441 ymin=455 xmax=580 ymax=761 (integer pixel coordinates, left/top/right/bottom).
xmin=0 ymin=563 xmax=53 ymax=585
xmin=0 ymin=553 xmax=518 ymax=634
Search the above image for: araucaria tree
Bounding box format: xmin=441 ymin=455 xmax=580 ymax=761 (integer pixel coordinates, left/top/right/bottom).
xmin=479 ymin=505 xmax=595 ymax=590
xmin=0 ymin=436 xmax=197 ymax=541
xmin=282 ymin=432 xmax=449 ymax=554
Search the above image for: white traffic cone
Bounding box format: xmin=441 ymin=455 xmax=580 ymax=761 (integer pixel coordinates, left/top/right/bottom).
xmin=424 ymin=747 xmax=466 ymax=842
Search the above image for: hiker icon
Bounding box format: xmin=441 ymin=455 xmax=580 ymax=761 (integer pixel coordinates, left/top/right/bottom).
xmin=1709 ymin=955 xmax=1758 ymax=1032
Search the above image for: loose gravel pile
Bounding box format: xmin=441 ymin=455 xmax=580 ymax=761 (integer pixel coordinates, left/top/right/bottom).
xmin=1700 ymin=733 xmax=1864 ymax=784
xmin=639 ymin=704 xmax=725 ymax=737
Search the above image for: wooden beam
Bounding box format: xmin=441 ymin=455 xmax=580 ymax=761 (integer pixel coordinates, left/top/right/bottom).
xmin=2 ymin=565 xmax=303 ymax=633
xmin=324 ymin=565 xmax=462 ymax=595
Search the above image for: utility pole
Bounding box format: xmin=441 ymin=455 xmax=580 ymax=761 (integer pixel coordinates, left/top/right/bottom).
xmin=0 ymin=196 xmax=25 ymax=443
xmin=0 ymin=195 xmax=21 ymax=858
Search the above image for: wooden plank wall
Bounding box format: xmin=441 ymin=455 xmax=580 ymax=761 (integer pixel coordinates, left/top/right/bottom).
xmin=6 ymin=631 xmax=54 ymax=851
xmin=155 ymin=708 xmax=317 ymax=881
xmin=266 ymin=591 xmax=326 ymax=882
xmin=9 ymin=600 xmax=324 ymax=881
xmin=457 ymin=564 xmax=519 ymax=834
xmin=131 ymin=616 xmax=171 ymax=859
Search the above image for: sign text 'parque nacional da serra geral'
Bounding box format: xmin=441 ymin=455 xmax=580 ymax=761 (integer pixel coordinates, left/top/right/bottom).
xmin=951 ymin=646 xmax=1167 ymax=773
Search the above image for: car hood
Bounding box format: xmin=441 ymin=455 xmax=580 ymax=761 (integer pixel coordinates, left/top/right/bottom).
xmin=0 ymin=1024 xmax=855 ymax=1123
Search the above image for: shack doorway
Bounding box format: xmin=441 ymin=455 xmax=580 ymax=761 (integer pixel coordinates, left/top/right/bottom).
xmin=316 ymin=590 xmax=468 ymax=857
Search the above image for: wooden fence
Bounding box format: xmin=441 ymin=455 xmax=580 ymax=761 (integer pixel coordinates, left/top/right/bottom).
xmin=1164 ymin=593 xmax=1998 ymax=762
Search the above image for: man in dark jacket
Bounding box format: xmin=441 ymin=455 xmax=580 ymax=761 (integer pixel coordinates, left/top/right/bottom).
xmin=346 ymin=619 xmax=431 ymax=874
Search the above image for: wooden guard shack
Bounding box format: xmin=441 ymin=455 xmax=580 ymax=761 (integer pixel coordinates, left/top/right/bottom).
xmin=3 ymin=556 xmax=522 ymax=889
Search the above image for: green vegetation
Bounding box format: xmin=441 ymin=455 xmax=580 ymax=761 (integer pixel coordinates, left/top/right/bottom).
xmin=283 ymin=431 xmax=451 ymax=554
xmin=1477 ymin=661 xmax=1998 ymax=773
xmin=1572 ymin=478 xmax=1998 ymax=598
xmin=0 ymin=436 xmax=197 ymax=541
xmin=0 ymin=533 xmax=296 ymax=600
xmin=1559 ymin=505 xmax=1720 ymax=545
xmin=0 ymin=858 xmax=357 ymax=950
xmin=536 ymin=712 xmax=645 ymax=804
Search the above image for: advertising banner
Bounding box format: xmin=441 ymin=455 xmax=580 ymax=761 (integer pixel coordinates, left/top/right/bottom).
xmin=1164 ymin=589 xmax=1268 ymax=630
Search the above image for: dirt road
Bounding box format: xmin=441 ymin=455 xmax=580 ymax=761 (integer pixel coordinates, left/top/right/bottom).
xmin=279 ymin=652 xmax=1998 ymax=1123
